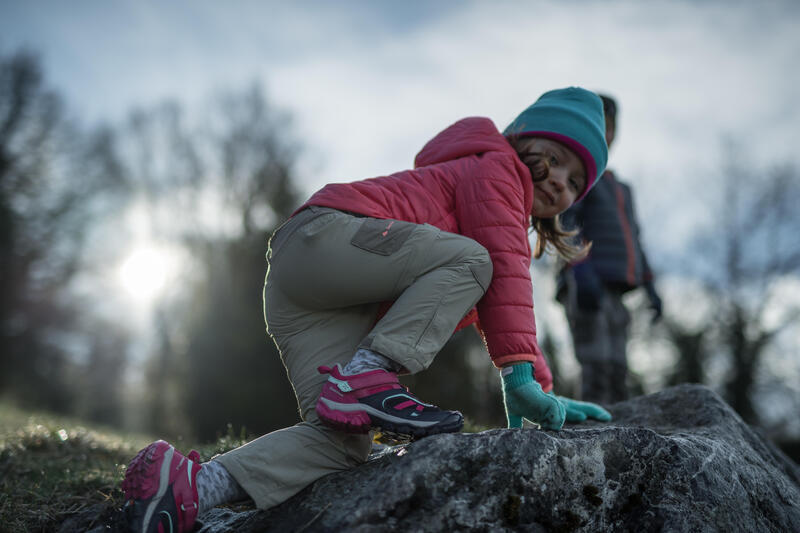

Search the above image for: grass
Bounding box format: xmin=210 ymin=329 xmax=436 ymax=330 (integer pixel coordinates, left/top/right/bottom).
xmin=463 ymin=417 xmax=492 ymax=434
xmin=0 ymin=402 xmax=493 ymax=531
xmin=0 ymin=402 xmax=145 ymax=531
xmin=0 ymin=402 xmax=250 ymax=532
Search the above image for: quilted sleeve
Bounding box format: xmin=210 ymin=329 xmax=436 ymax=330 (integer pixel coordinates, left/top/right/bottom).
xmin=454 ymin=158 xmax=552 ymax=390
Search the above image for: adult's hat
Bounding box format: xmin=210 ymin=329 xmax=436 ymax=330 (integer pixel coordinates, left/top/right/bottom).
xmin=504 ymin=87 xmax=608 ymax=201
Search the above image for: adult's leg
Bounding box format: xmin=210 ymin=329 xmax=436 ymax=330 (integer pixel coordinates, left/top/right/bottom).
xmin=605 ymin=290 xmax=632 ymax=403
xmin=565 ymin=281 xmax=611 ymax=403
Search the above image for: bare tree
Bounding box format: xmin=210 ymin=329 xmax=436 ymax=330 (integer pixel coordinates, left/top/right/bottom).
xmin=663 ymin=319 xmax=708 ymax=387
xmin=0 ymin=49 xmax=127 ymax=410
xmin=660 ymin=143 xmax=800 ymax=424
xmin=116 ymin=84 xmax=304 ymax=440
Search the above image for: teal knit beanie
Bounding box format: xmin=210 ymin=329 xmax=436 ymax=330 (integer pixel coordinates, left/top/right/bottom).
xmin=504 ymin=87 xmax=608 ymax=201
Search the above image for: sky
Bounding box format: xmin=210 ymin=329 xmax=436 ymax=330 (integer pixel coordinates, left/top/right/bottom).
xmin=3 ymin=0 xmax=800 ymax=382
xmin=3 ymin=0 xmax=798 ymax=274
xmin=3 ymin=1 xmax=799 ymax=208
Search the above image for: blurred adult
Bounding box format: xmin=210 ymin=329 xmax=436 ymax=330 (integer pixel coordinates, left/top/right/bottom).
xmin=557 ymin=94 xmax=662 ymax=404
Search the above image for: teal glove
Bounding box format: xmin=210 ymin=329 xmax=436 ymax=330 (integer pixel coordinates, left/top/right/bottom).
xmin=501 ymin=363 xmax=566 ymax=430
xmin=550 ymin=393 xmax=612 ymax=422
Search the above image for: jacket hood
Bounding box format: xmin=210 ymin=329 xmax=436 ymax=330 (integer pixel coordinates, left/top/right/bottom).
xmin=414 ymin=117 xmax=516 ymax=168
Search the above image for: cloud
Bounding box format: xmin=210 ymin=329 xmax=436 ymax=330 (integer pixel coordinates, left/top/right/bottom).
xmin=254 ymin=1 xmax=800 ymax=201
xmin=2 ymin=0 xmax=798 ymax=247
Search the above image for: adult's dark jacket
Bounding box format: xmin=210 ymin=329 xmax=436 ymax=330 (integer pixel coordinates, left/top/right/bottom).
xmin=559 ymin=170 xmax=653 ymax=292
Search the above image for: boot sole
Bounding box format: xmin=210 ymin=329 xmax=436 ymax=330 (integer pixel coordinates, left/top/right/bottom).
xmin=317 ymin=397 xmax=463 ymax=438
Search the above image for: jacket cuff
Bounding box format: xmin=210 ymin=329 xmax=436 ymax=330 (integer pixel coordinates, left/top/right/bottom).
xmin=493 ymin=353 xmax=536 ymax=369
xmin=495 ymin=353 xmax=554 ymax=393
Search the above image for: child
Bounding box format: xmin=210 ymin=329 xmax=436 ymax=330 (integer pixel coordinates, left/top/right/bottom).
xmin=121 ymin=87 xmax=613 ymax=533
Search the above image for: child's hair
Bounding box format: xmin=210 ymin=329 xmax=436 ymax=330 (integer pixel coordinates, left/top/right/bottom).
xmin=507 ymin=136 xmax=590 ymax=261
xmin=532 ymin=214 xmax=589 ymax=261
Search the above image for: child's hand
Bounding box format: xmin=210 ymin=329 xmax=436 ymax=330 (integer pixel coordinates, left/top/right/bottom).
xmin=501 ymin=363 xmax=565 ymax=430
xmin=551 ymin=394 xmax=612 ymax=422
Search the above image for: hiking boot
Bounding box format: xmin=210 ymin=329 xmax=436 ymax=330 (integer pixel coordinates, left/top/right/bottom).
xmin=315 ymin=364 xmax=464 ymax=439
xmin=122 ymin=440 xmax=202 ymax=533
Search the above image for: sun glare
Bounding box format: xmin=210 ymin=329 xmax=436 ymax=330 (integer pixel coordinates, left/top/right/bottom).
xmin=117 ymin=245 xmax=174 ymax=305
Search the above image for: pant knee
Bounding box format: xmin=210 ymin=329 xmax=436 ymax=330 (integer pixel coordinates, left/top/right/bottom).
xmin=465 ymin=244 xmax=493 ymax=292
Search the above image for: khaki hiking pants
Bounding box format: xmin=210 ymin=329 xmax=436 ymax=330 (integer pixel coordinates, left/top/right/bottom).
xmin=216 ymin=206 xmax=492 ymax=509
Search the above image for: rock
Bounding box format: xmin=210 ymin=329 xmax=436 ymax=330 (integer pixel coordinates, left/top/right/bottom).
xmin=195 ymin=384 xmax=800 ymax=532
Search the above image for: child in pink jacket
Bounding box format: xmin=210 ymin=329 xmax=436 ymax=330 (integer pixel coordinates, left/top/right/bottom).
xmin=122 ymin=87 xmax=613 ymax=532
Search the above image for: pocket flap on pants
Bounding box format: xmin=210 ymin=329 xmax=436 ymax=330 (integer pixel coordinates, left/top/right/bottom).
xmin=350 ymin=218 xmax=415 ymax=256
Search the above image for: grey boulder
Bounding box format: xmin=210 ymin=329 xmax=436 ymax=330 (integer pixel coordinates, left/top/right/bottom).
xmin=198 ymin=384 xmax=800 ymax=532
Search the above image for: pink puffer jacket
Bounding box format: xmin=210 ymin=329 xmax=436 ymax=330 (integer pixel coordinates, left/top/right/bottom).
xmin=298 ymin=117 xmax=553 ymax=391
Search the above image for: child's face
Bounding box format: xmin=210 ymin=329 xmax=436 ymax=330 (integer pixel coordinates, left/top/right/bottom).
xmin=516 ymin=137 xmax=586 ymax=218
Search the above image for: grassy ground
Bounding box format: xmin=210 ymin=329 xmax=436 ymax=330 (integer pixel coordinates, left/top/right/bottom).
xmin=0 ymin=402 xmax=250 ymax=532
xmin=0 ymin=402 xmax=491 ymax=531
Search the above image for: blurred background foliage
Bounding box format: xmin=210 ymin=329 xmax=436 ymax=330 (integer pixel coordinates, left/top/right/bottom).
xmin=1 ymin=47 xmax=798 ymax=458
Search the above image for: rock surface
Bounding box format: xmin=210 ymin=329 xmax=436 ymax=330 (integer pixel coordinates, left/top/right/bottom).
xmin=191 ymin=384 xmax=800 ymax=532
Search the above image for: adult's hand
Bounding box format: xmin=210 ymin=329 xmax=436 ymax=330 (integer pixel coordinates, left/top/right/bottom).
xmin=645 ymin=281 xmax=663 ymax=323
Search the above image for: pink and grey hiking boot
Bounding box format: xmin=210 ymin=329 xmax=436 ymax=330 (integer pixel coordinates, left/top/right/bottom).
xmin=315 ymin=364 xmax=464 ymax=439
xmin=121 ymin=440 xmax=202 ymax=533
